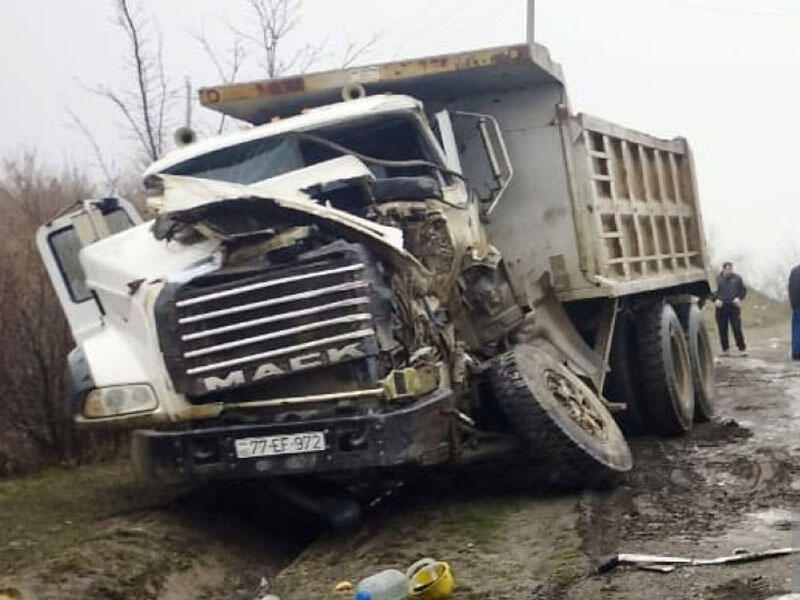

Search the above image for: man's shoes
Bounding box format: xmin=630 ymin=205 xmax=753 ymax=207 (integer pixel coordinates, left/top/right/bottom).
xmin=720 ymin=350 xmax=730 ymax=357
xmin=792 ymin=354 xmax=800 ymax=361
xmin=738 ymin=348 xmax=748 ymax=357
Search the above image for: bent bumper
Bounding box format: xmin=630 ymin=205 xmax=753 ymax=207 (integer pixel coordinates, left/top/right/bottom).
xmin=131 ymin=388 xmax=454 ymax=481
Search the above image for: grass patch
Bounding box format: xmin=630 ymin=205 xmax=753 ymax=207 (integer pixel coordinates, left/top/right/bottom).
xmin=541 ymin=528 xmax=583 ymax=589
xmin=434 ymin=496 xmax=525 ymax=551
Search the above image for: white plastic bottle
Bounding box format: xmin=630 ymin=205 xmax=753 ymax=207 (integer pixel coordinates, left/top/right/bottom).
xmin=353 ymin=569 xmax=407 ymax=600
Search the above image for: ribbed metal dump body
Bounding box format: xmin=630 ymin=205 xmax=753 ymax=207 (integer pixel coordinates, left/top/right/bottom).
xmin=157 ymin=244 xmax=380 ymax=398
xmin=569 ymin=114 xmax=709 ymax=296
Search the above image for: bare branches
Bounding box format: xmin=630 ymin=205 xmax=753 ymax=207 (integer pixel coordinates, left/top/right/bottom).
xmin=244 ymin=0 xmax=300 ymax=77
xmin=117 ymin=0 xmax=159 ymax=159
xmin=225 ymin=0 xmax=329 ymax=78
xmin=191 ymin=26 xmax=246 ymax=133
xmin=192 ymin=28 xmax=245 ymax=84
xmin=340 ymin=31 xmax=381 ymax=68
xmin=64 ymin=106 xmax=120 ymax=194
xmin=77 ymin=0 xmax=177 ymax=165
xmin=0 ymin=155 xmax=95 ymax=471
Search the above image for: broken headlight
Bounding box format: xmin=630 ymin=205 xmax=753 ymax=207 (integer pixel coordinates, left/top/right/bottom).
xmin=83 ymin=385 xmax=158 ymax=418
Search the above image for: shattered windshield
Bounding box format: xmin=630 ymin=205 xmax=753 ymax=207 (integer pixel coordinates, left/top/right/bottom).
xmin=161 ymin=113 xmax=441 ymax=185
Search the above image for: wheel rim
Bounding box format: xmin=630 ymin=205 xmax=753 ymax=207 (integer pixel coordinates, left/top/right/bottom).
xmin=545 ymin=367 xmax=610 ymax=441
xmin=670 ymin=323 xmax=693 ymax=413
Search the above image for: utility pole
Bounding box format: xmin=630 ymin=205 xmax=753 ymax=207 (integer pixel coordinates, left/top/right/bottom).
xmin=184 ymin=77 xmax=193 ymax=128
xmin=527 ymin=0 xmax=535 ymax=44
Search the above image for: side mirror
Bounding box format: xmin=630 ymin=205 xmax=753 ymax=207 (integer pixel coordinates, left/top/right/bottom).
xmin=451 ymin=111 xmax=513 ymax=216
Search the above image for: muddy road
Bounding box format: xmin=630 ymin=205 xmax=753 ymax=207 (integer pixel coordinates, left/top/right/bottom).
xmin=2 ymin=319 xmax=799 ymax=599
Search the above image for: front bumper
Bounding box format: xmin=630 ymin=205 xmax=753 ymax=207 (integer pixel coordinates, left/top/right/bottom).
xmin=131 ymin=388 xmax=454 ymax=481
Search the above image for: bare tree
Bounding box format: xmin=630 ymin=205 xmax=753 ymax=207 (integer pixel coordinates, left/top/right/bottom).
xmin=191 ymin=27 xmax=246 ymax=133
xmin=65 ymin=107 xmax=122 ymax=194
xmin=79 ymin=0 xmax=177 ymax=165
xmin=339 ymin=31 xmax=381 ymax=68
xmin=226 ymin=0 xmax=381 ymax=78
xmin=230 ymin=0 xmax=325 ymax=78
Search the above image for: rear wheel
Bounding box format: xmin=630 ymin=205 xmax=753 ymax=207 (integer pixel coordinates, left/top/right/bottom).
xmin=490 ymin=341 xmax=633 ymax=489
xmin=605 ymin=310 xmax=649 ymax=436
xmin=674 ymin=303 xmax=716 ymax=421
xmin=635 ymin=302 xmax=695 ymax=436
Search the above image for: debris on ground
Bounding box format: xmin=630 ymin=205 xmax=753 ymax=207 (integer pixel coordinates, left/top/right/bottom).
xmin=333 ymin=580 xmax=353 ymax=593
xmin=354 ymin=568 xmax=406 ymax=600
xmin=406 ymin=558 xmax=453 ymax=599
xmin=598 ymin=547 xmax=800 ymax=574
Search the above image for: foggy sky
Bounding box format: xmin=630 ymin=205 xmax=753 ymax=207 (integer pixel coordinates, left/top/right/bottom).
xmin=1 ymin=0 xmax=799 ymax=293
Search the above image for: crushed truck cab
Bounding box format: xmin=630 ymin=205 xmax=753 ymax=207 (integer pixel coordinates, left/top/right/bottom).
xmin=39 ymin=41 xmax=714 ymax=490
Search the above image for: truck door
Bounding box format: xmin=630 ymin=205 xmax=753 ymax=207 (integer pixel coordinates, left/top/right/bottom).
xmin=36 ymin=198 xmax=142 ymax=341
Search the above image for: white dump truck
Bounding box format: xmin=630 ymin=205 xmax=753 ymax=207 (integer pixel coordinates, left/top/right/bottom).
xmin=38 ymin=41 xmax=714 ymax=490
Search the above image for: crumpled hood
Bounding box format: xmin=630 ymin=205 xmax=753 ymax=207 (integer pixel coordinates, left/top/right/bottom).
xmin=152 ymin=169 xmax=430 ymax=278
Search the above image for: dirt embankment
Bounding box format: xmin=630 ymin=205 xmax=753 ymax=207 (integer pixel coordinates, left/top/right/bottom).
xmin=0 ymin=464 xmax=316 ymax=599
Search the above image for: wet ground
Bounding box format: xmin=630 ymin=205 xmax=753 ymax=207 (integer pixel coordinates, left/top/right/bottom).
xmin=2 ymin=319 xmax=799 ymax=599
xmin=275 ymin=320 xmax=800 ymax=599
xmin=571 ymin=323 xmax=800 ymax=599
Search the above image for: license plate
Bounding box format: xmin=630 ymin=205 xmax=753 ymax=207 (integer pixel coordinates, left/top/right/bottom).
xmin=234 ymin=431 xmax=326 ymax=459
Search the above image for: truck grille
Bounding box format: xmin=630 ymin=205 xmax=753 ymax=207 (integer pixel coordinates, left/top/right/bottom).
xmin=157 ymin=245 xmax=380 ymax=398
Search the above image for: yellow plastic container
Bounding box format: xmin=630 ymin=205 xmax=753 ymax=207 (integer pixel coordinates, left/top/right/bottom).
xmin=406 ymin=558 xmax=454 ymax=600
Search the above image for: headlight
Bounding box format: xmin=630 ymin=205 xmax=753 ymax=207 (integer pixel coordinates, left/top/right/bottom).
xmin=83 ymin=385 xmax=158 ymax=418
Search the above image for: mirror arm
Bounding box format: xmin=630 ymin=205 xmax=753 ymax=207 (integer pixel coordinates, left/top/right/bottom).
xmin=453 ymin=111 xmax=514 ymax=218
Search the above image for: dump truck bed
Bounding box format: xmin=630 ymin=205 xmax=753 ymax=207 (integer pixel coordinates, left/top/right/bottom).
xmin=199 ymin=43 xmax=711 ymax=303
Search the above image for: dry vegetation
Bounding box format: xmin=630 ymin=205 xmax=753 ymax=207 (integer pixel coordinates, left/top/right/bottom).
xmin=0 ymin=155 xmax=123 ymax=476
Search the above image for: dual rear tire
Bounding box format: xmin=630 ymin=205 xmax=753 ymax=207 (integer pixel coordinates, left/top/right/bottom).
xmin=609 ymin=301 xmax=715 ymax=437
xmin=635 ymin=302 xmax=695 ymax=435
xmin=674 ymin=303 xmax=716 ymax=422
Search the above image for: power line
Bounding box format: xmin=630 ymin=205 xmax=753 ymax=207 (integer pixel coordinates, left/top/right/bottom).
xmin=636 ymin=0 xmax=800 ymax=18
xmin=438 ymin=0 xmax=522 ymax=52
xmin=388 ymin=0 xmax=485 ymax=59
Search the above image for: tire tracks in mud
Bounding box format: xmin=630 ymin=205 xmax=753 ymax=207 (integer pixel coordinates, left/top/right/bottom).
xmin=570 ymin=344 xmax=800 ymax=599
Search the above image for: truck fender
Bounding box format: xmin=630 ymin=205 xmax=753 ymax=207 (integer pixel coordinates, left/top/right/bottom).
xmin=520 ymin=274 xmax=604 ymax=382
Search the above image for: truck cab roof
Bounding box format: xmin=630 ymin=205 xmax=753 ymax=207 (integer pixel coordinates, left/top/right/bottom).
xmin=144 ymin=94 xmax=423 ymax=183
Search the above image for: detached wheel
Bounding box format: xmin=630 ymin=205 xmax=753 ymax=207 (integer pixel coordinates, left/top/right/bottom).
xmin=635 ymin=302 xmax=695 ymax=435
xmin=490 ymin=341 xmax=633 ymax=489
xmin=674 ymin=303 xmax=716 ymax=421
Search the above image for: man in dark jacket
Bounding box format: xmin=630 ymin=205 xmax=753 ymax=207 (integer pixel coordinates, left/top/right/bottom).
xmin=788 ymin=265 xmax=800 ymax=359
xmin=714 ymin=262 xmax=747 ymax=356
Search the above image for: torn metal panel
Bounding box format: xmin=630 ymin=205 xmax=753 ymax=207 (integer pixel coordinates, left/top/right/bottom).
xmin=153 ymin=173 xmax=425 ymax=275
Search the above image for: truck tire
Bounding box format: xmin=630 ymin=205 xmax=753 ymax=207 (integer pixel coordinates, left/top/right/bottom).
xmin=635 ymin=302 xmax=695 ymax=435
xmin=674 ymin=303 xmax=716 ymax=421
xmin=490 ymin=341 xmax=633 ymax=489
xmin=604 ymin=311 xmax=649 ymax=436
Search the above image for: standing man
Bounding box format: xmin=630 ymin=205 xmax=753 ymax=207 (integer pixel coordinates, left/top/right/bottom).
xmin=714 ymin=262 xmax=747 ymax=356
xmin=788 ymin=264 xmax=800 ymax=360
